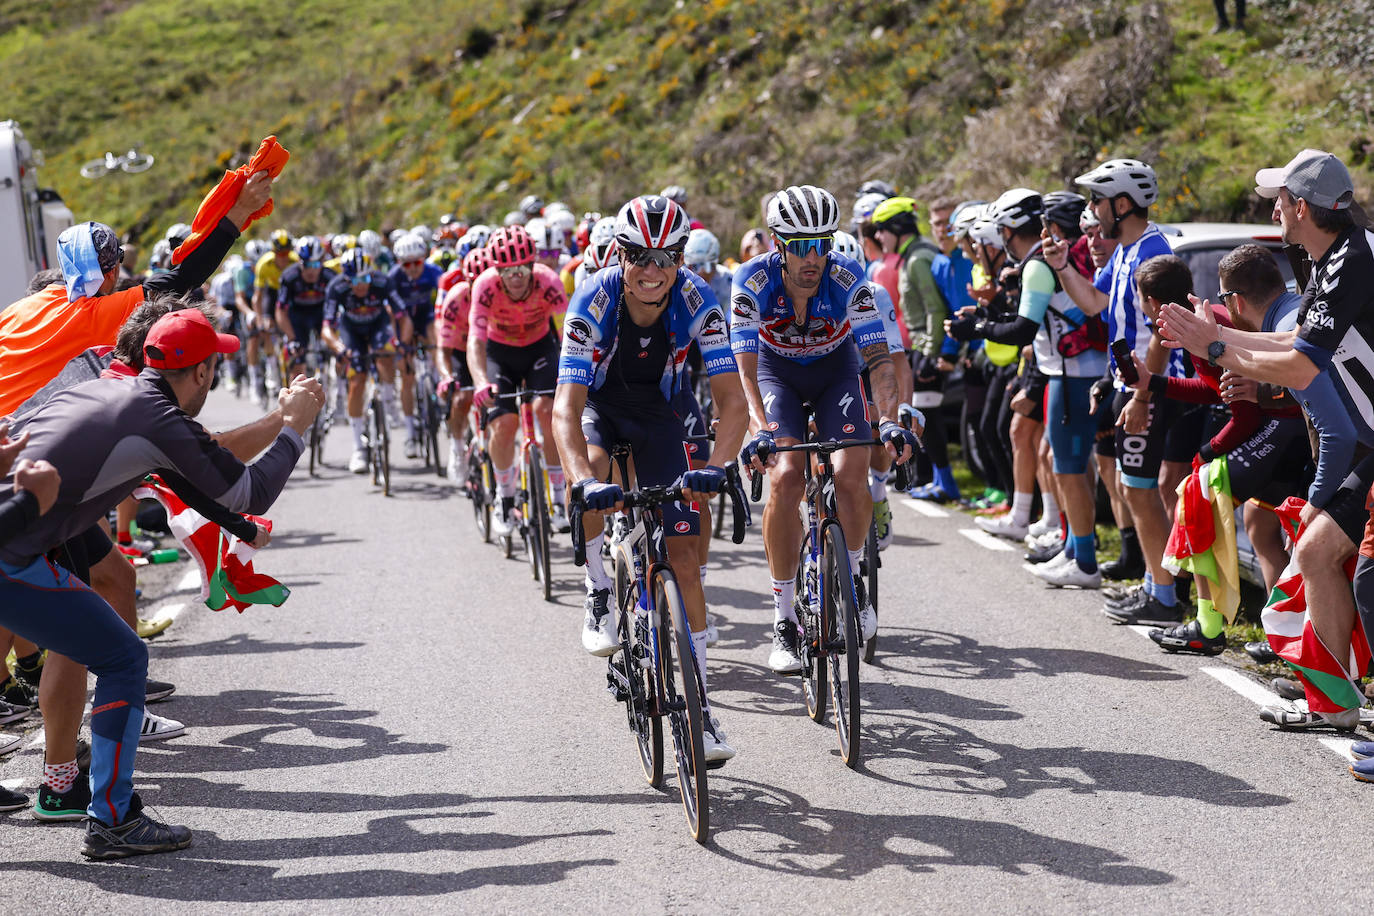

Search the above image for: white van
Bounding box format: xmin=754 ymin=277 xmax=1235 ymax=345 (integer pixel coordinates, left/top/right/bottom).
xmin=0 ymin=120 xmax=74 ymax=306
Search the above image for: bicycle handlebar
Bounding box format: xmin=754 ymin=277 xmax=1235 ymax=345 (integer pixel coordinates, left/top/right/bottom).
xmin=745 ymin=437 xmax=913 ymax=500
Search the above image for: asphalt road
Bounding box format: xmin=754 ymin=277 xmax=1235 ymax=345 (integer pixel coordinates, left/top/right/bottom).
xmin=0 ymin=387 xmax=1366 ymax=912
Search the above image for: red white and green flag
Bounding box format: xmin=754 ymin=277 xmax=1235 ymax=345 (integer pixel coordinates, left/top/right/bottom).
xmin=1163 ymin=456 xmax=1241 ymax=623
xmin=132 ymin=476 xmax=290 ymax=613
xmin=1261 ymin=497 xmax=1367 ymax=713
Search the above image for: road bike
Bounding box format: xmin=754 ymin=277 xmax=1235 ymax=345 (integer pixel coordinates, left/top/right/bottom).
xmin=491 ymin=388 xmax=556 ymax=601
xmin=571 ymin=457 xmax=747 ymax=844
xmin=409 ymin=344 xmax=445 ymax=477
xmin=284 ymin=334 xmax=335 ymax=476
xmin=464 ymin=404 xmax=497 ymax=543
xmin=79 ymin=146 xmax=154 ymax=178
xmin=363 ymin=352 xmax=393 ymax=496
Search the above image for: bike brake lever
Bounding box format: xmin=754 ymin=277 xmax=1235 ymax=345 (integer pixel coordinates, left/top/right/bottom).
xmin=724 ymin=462 xmax=748 ymax=543
xmin=749 ymin=467 xmax=763 ymax=503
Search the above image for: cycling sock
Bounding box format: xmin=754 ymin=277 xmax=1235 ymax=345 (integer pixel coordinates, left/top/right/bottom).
xmin=1040 ymin=491 xmax=1060 ymax=527
xmin=116 ymin=531 xmax=133 ymax=545
xmin=1011 ymin=491 xmax=1034 ymax=526
xmin=547 ymin=464 xmax=565 ymax=505
xmin=247 ymin=364 xmax=260 ymax=391
xmin=583 ymin=534 xmax=612 ymax=591
xmin=699 ymin=564 xmax=708 ymax=587
xmin=933 ymin=465 xmax=961 ymax=500
xmin=380 ymin=383 xmax=397 ymax=416
xmin=1150 ymin=579 xmax=1178 ymax=607
xmin=1073 ymin=534 xmax=1097 ymax=574
xmin=869 ymin=469 xmax=889 ymax=502
xmin=691 ymin=630 xmax=708 ymax=693
xmin=1063 ymin=536 xmax=1075 ymax=560
xmin=43 ymin=759 xmax=79 ymax=794
xmin=495 ymin=464 xmax=518 ymax=500
xmin=405 ymin=414 xmax=418 ymax=438
xmin=1196 ymin=597 xmax=1224 ymax=638
xmin=1118 ymin=526 xmax=1141 ymax=565
xmin=350 ymin=416 xmax=367 ymax=450
xmin=334 ymin=376 xmax=348 ymax=409
xmin=772 ymin=578 xmax=798 ymax=624
xmin=848 ymin=548 xmax=863 ymax=575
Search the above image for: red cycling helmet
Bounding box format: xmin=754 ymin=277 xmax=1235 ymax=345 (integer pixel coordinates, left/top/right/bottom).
xmin=487 ymin=226 xmax=536 ymax=268
xmin=463 ymin=246 xmax=495 ymax=283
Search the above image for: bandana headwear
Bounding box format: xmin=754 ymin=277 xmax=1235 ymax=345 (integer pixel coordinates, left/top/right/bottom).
xmin=56 ymin=221 xmax=120 ymax=303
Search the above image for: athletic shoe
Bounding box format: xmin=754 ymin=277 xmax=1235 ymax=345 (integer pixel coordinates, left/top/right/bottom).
xmin=1246 ymin=641 xmax=1280 ymax=664
xmin=1271 ymin=677 xmax=1306 ymax=702
xmin=1028 ymin=515 xmax=1061 ymax=540
xmin=768 ymin=619 xmax=804 ymax=675
xmin=1024 ymin=529 xmax=1062 ymax=551
xmin=975 ymin=513 xmax=1029 ymax=540
xmin=703 ymin=716 xmax=736 ymax=763
xmin=1104 ymin=584 xmax=1149 ymax=609
xmin=1350 ymin=757 xmax=1374 ymax=782
xmin=404 ymin=437 xmax=420 ymax=459
xmin=581 ymin=588 xmax=617 ymax=657
xmin=145 ymin=679 xmax=176 ymax=703
xmin=446 ymin=450 xmax=461 ymax=483
xmin=853 ymin=576 xmax=877 ymax=641
xmin=33 ymin=779 xmax=91 ymax=822
xmin=873 ymin=498 xmax=893 ymax=551
xmin=0 ymin=786 xmax=27 ymax=813
xmin=1102 ymin=594 xmax=1185 ymax=628
xmin=550 ymin=503 xmax=571 ymax=534
xmin=492 ymin=499 xmax=517 ymax=537
xmin=0 ymin=732 xmax=21 ymax=756
xmin=704 ymin=612 xmax=720 ymax=648
xmin=1033 ymin=560 xmax=1102 ymax=589
xmin=1024 ymin=537 xmax=1064 ymax=565
xmin=1149 ymin=620 xmax=1226 ymax=656
xmin=140 ymin=711 xmax=186 ymax=742
xmin=1100 ymin=557 xmax=1146 ymax=581
xmin=908 ymin=483 xmax=955 ymax=503
xmin=81 ymin=793 xmax=192 ymax=860
xmin=0 ymin=698 xmax=30 ymax=726
xmin=1259 ymin=705 xmax=1359 ymax=731
xmin=136 ymin=617 xmax=172 ymax=639
xmin=1103 ymin=582 xmax=1144 ymax=603
xmin=1349 ymin=740 xmax=1374 ymax=761
xmin=348 ymin=449 xmax=369 ymax=474
xmin=974 ymin=501 xmax=1010 ymax=517
xmin=0 ymin=676 xmax=35 ymax=709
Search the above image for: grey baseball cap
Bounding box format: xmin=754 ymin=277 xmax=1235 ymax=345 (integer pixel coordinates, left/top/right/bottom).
xmin=1255 ymin=149 xmax=1355 ymax=210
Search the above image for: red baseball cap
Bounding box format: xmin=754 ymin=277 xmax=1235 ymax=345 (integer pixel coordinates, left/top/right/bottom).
xmin=144 ymin=309 xmax=240 ymax=370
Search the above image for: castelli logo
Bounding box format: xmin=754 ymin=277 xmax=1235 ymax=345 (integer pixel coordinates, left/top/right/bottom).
xmin=768 ymin=422 xmax=779 ymax=431
xmin=843 ymin=423 xmax=855 ymax=433
xmin=675 ymin=521 xmax=691 ymax=533
xmin=686 ymin=442 xmax=698 ymax=454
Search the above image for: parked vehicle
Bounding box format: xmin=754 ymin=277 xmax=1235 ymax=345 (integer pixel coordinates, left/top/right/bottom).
xmin=0 ymin=120 xmax=74 ymax=306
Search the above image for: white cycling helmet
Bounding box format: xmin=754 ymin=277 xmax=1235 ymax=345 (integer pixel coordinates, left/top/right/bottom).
xmin=525 ymin=217 xmax=557 ymax=251
xmin=388 ymin=228 xmax=407 ymax=245
xmin=409 ymin=224 xmax=434 ymax=244
xmin=614 ymin=195 xmax=691 ymax=250
xmin=149 ymin=238 xmax=172 ymax=269
xmin=544 ymin=208 xmax=576 ymax=237
xmin=851 ymin=192 xmax=887 ymax=228
xmin=767 ymin=185 xmax=840 ymax=238
xmin=243 ymin=239 xmax=269 ymax=262
xmin=950 ymin=200 xmax=987 ymax=241
xmin=683 ymin=228 xmax=720 ymax=268
xmin=1074 ymin=158 xmax=1158 ymax=208
xmin=357 ymin=229 xmax=384 ymax=258
xmin=467 ymin=224 xmax=492 ymax=246
xmin=165 ymin=222 xmax=192 ymax=247
xmin=831 ymin=229 xmax=865 ymax=266
xmin=1080 ymin=205 xmax=1101 ymax=231
xmin=503 ymin=210 xmax=524 ymax=227
xmin=988 ymin=188 xmax=1043 ymax=230
xmin=585 ymin=216 xmax=619 ymax=270
xmin=295 ymin=236 xmax=324 ymax=262
xmin=393 ymin=233 xmax=430 ymax=262
xmin=660 ymin=185 xmax=688 ymax=206
xmin=969 ymin=208 xmax=1004 ymax=250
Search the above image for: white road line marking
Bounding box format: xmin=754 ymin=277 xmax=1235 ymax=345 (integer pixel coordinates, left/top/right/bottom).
xmin=957 ymin=529 xmax=1014 ymax=552
xmin=153 ymin=602 xmax=187 ymax=622
xmin=1201 ymin=666 xmax=1282 ymax=708
xmin=0 ymin=777 xmax=25 ymax=790
xmin=900 ymin=498 xmax=948 ymax=519
xmin=175 ymin=568 xmax=201 ymax=592
xmin=1128 ymin=625 xmax=1157 ymax=640
xmin=1320 ymin=737 xmax=1357 ymax=761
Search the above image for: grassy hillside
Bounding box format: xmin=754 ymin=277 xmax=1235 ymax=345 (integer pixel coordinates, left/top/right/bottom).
xmin=0 ymin=0 xmax=1367 ymax=253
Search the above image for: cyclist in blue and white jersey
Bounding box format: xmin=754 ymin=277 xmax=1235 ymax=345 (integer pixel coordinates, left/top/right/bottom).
xmin=553 ymin=195 xmax=747 ymax=763
xmin=389 ymin=233 xmax=445 ymax=458
xmin=732 ymin=185 xmax=919 ymax=674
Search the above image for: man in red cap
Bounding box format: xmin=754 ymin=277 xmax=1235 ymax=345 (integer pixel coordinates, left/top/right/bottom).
xmin=0 ymin=298 xmax=322 ymax=860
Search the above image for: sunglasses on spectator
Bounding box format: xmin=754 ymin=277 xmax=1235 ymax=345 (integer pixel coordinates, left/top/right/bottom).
xmin=619 ymin=245 xmax=683 ymax=269
xmin=779 ymin=236 xmax=834 ymax=258
xmin=1217 ymin=289 xmax=1240 ymax=301
xmin=499 ymin=265 xmax=532 ymax=279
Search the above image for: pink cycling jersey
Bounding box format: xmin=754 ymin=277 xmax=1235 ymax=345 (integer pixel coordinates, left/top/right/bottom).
xmin=436 ymin=281 xmax=472 ymax=350
xmin=468 ymin=263 xmax=567 ymax=348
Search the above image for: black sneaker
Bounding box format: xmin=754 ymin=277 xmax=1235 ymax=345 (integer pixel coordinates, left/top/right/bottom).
xmin=1271 ymin=677 xmax=1306 ymax=702
xmin=0 ymin=785 xmax=28 ymax=813
xmin=0 ymin=676 xmax=35 ymax=709
xmin=80 ymin=793 xmax=192 ymax=860
xmin=145 ymin=678 xmax=176 ymax=703
xmin=76 ymin=739 xmax=91 ymax=774
xmin=1245 ymin=641 xmax=1280 ymax=664
xmin=33 ymin=779 xmax=91 ymax=822
xmin=1100 ymin=557 xmax=1146 ymax=581
xmin=768 ymin=619 xmax=804 ymax=675
xmin=1149 ymin=620 xmax=1226 ymax=656
xmin=1103 ymin=594 xmax=1185 ymax=628
xmin=13 ymin=651 xmax=43 ymax=690
xmin=0 ymin=697 xmax=30 ymax=726
xmin=1104 ymin=585 xmax=1149 ymax=610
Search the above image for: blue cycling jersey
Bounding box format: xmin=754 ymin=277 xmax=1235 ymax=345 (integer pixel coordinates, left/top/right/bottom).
xmin=558 ymin=266 xmax=737 ymax=402
xmin=729 ymin=251 xmax=887 ymax=364
xmin=388 ymin=262 xmax=443 ymax=318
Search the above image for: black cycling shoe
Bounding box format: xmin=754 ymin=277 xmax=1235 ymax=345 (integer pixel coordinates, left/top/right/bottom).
xmin=1245 ymin=640 xmax=1280 ymax=664
xmin=1271 ymin=677 xmax=1306 ymax=702
xmin=1100 ymin=557 xmax=1146 ymax=581
xmin=1103 ymin=594 xmax=1185 ymax=628
xmin=1149 ymin=619 xmax=1226 ymax=656
xmin=1104 ymin=585 xmax=1148 ymax=610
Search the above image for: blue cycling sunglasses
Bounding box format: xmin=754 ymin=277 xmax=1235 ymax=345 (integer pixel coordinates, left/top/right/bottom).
xmin=780 ymin=236 xmax=834 ymax=258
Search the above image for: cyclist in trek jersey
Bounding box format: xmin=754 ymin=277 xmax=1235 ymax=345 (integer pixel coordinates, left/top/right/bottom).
xmin=389 ymin=233 xmax=445 ymax=459
xmin=553 ymin=194 xmax=747 ymax=763
xmin=732 ymin=185 xmax=919 ymax=675
xmin=467 ymin=226 xmax=570 ymax=534
xmin=435 ymin=247 xmax=493 ymax=480
xmin=276 ymin=237 xmax=337 ymax=380
xmin=323 ymin=250 xmax=406 ymax=474
xmin=1043 ymin=158 xmax=1182 ymax=625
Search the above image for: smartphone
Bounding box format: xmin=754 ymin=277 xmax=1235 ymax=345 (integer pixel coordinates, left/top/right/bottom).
xmin=1110 ymin=338 xmax=1138 ymax=385
xmin=1041 ymin=215 xmax=1058 ymax=242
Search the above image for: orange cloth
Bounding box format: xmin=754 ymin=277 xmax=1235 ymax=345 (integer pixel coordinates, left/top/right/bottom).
xmin=172 ymin=136 xmax=290 ymax=266
xmin=0 ymin=284 xmax=146 ymax=415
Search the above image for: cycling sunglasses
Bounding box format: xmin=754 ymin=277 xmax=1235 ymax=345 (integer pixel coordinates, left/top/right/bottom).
xmin=779 ymin=236 xmax=834 ymax=258
xmin=303 ymin=259 xmax=323 ymax=269
xmin=536 ymin=248 xmax=563 ymax=259
xmin=499 ymin=264 xmax=532 ymax=279
xmin=401 ymin=259 xmax=425 ymax=269
xmin=351 ymin=272 xmax=374 ymax=285
xmin=619 ymin=244 xmax=683 ymax=269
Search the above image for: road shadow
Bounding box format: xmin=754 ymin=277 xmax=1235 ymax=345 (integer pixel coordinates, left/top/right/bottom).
xmin=151 ymin=634 xmax=364 ymax=660
xmin=708 ymin=777 xmax=1174 ymax=886
xmin=266 ymin=530 xmax=364 ymax=551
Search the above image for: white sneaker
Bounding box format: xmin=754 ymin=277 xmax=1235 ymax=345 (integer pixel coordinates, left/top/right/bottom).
xmin=1028 ymin=515 xmax=1062 ymax=539
xmin=1026 ymin=529 xmax=1064 ymax=551
xmin=404 ymin=438 xmax=420 ymax=459
xmin=1033 ymin=559 xmax=1102 ymax=589
xmin=581 ymin=588 xmax=618 ymax=657
xmin=140 ymin=710 xmax=186 ymax=742
xmin=704 ymin=612 xmax=719 ymax=647
xmin=768 ymin=619 xmax=804 ymax=674
xmin=853 ymin=575 xmax=877 ymax=641
xmin=0 ymin=732 xmax=21 ymax=757
xmin=975 ymin=513 xmax=1029 ymax=540
xmin=703 ymin=715 xmax=736 ymax=763
xmin=348 ymin=449 xmax=369 ymax=474
xmin=491 ymin=501 xmax=516 ymax=537
xmin=550 ymin=503 xmax=571 ymax=534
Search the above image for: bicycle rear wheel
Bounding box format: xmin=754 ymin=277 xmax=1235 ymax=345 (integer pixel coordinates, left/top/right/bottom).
xmin=863 ymin=522 xmax=879 ymax=664
xmin=470 ymin=449 xmax=493 ymax=542
xmin=654 ymin=567 xmax=708 ymax=844
xmin=369 ymin=393 xmax=391 ymax=496
xmin=526 ymin=449 xmax=553 ymax=600
xmin=427 ymin=392 xmax=443 ymax=477
xmin=796 ymin=530 xmax=826 ymax=723
xmin=615 ymin=550 xmax=662 ymax=788
xmin=824 ymin=522 xmax=862 ymax=768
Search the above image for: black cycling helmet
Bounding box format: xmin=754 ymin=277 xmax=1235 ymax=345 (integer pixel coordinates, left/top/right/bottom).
xmin=1042 ymin=191 xmax=1087 ymax=235
xmin=858 ymin=179 xmax=897 ymax=199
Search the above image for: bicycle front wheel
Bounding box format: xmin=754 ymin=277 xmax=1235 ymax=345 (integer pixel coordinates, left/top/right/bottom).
xmin=615 ymin=550 xmax=662 ymax=787
xmin=527 ymin=449 xmax=553 ymax=600
xmin=823 ymin=521 xmax=861 ymax=768
xmin=654 ymin=567 xmax=708 ymax=844
xmin=796 ymin=530 xmax=826 ymax=723
xmin=863 ymin=521 xmax=879 ymax=664
xmin=470 ymin=450 xmax=493 ymax=542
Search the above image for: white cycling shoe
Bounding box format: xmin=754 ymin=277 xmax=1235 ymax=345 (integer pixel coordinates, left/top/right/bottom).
xmin=703 ymin=716 xmax=736 ymax=763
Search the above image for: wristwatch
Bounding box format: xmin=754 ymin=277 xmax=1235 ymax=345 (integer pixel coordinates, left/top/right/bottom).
xmin=1207 ymin=339 xmax=1226 ymax=367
